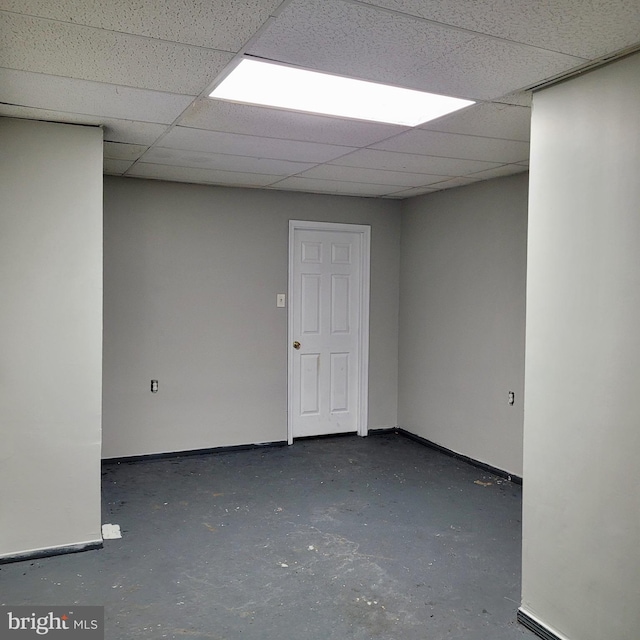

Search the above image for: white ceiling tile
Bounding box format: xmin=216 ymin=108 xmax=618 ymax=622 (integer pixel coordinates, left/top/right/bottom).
xmin=468 ymin=163 xmax=529 ymax=180
xmin=103 ymin=158 xmax=135 ymax=175
xmin=248 ymin=0 xmax=476 ymax=91
xmin=0 ymin=0 xmax=283 ymax=51
xmin=332 ymin=149 xmax=502 ymax=176
xmin=0 ymin=104 xmax=169 ymax=144
xmin=299 ymin=164 xmax=446 ymax=188
xmin=2 ymin=0 xmax=637 ymax=199
xmin=0 ymin=69 xmax=194 ymax=123
xmin=180 ymin=98 xmax=409 ymax=147
xmin=160 ymin=127 xmax=356 ymax=163
xmin=0 ymin=13 xmax=233 ymax=94
xmin=142 ymin=147 xmax=315 ymax=176
xmin=269 ymin=176 xmax=401 ymax=197
xmin=104 ymin=142 xmax=148 ymax=161
xmin=418 ymin=37 xmax=586 ymax=100
xmin=422 ymin=102 xmax=530 ymax=141
xmin=127 ymin=163 xmax=282 ymax=188
xmin=362 ymin=0 xmax=640 ymax=59
xmin=373 ymin=129 xmax=530 ymax=163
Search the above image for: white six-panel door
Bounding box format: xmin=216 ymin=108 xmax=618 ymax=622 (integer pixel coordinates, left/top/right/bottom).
xmin=288 ymin=221 xmax=370 ymax=442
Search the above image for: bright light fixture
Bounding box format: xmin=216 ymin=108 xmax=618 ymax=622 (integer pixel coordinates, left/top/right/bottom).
xmin=209 ymin=58 xmax=474 ymax=126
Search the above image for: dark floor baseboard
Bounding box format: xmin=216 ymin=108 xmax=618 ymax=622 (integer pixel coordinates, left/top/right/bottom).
xmin=102 ymin=440 xmax=288 ymax=465
xmin=395 ymin=428 xmax=523 ymax=484
xmin=101 ymin=429 xmax=522 ymax=486
xmin=0 ymin=541 xmax=103 ymax=565
xmin=517 ymin=609 xmax=564 ymax=640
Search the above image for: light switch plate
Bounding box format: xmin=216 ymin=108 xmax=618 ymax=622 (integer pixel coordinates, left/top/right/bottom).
xmin=277 ymin=293 xmax=286 ymax=308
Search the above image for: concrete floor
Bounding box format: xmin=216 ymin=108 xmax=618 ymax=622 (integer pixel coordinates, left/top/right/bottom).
xmin=0 ymin=433 xmax=535 ymax=639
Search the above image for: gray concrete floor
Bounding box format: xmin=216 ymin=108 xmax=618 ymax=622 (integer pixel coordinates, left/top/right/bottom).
xmin=0 ymin=433 xmax=536 ymax=639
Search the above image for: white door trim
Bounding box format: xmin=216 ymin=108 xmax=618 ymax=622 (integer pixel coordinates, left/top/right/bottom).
xmin=288 ymin=220 xmax=370 ymax=444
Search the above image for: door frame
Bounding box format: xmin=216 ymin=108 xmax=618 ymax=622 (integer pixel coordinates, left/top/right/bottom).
xmin=287 ymin=220 xmax=371 ymax=445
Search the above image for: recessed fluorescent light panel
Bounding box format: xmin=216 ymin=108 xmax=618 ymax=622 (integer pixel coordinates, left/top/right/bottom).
xmin=209 ymin=58 xmax=474 ymax=126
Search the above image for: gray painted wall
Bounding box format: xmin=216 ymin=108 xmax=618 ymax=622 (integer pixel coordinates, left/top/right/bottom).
xmin=102 ymin=177 xmax=400 ymax=458
xmin=398 ymin=174 xmax=528 ymax=476
xmin=522 ymin=53 xmax=640 ymax=640
xmin=0 ymin=118 xmax=103 ymax=558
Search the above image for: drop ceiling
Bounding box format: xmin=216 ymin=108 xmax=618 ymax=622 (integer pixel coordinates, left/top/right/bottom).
xmin=1 ymin=0 xmax=639 ymax=199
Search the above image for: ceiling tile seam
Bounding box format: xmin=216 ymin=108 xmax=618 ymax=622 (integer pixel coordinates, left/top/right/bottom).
xmin=0 ymin=66 xmax=203 ymax=99
xmin=417 ymin=116 xmax=531 ymax=143
xmin=265 ymin=174 xmax=417 ymax=189
xmin=104 ymin=140 xmax=148 ymax=147
xmin=387 ymin=187 xmax=435 ymax=196
xmin=243 ymin=156 xmax=451 ymax=184
xmin=385 ymin=192 xmax=431 ymax=200
xmin=427 ymin=176 xmax=479 ymax=186
xmin=260 ymin=160 xmax=345 ymax=182
xmin=467 ymin=162 xmax=529 ymax=176
xmin=295 ymin=145 xmax=385 ymax=170
xmin=269 ymin=0 xmax=298 ymax=18
xmin=0 ymin=8 xmax=251 ymax=55
xmin=418 ymin=127 xmax=530 ymax=143
xmin=103 ymin=165 xmax=135 ymax=172
xmin=170 ymin=138 xmax=362 ymax=160
xmin=379 ymin=189 xmax=413 ymax=198
xmin=383 ymin=187 xmax=420 ymax=198
xmin=126 ymin=174 xmax=275 ymax=188
xmin=131 ymin=139 xmax=360 ymax=169
xmin=494 ymin=94 xmax=533 ymax=107
xmin=225 ymin=2 xmax=297 ymax=63
xmin=339 ymin=110 xmax=531 ymax=152
xmin=343 ymin=0 xmax=593 ymax=60
xmin=367 ymin=147 xmax=531 ymax=163
xmin=173 ymin=122 xmax=411 ymax=149
xmin=329 ymin=149 xmax=505 ymax=168
xmin=140 ymin=147 xmax=341 ymax=166
xmin=129 ymin=159 xmax=307 ymax=180
xmin=263 ymin=182 xmax=406 ymax=198
xmin=286 ymin=163 xmax=452 ymax=182
xmin=103 ymin=155 xmax=146 ymax=162
xmin=104 ymin=141 xmax=150 ymax=149
xmin=103 ymin=153 xmax=149 ymax=161
xmin=268 ymin=169 xmax=449 ymax=188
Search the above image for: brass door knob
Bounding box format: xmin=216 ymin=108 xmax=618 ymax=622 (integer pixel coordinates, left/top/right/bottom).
xmin=293 ymin=341 xmax=301 ymax=350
